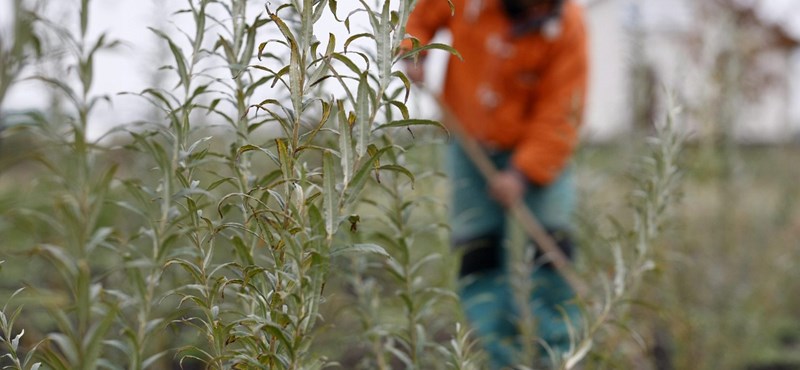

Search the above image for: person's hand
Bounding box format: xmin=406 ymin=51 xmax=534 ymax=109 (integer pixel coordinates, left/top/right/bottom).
xmin=489 ymin=169 xmax=527 ymax=208
xmin=403 ymin=58 xmax=426 ymax=85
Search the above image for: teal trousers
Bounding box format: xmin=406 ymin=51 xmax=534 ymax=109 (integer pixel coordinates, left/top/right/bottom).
xmin=447 ymin=142 xmax=579 ymax=369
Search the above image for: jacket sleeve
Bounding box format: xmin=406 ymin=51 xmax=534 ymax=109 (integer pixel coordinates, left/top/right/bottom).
xmin=511 ymin=11 xmax=588 ymax=185
xmin=403 ymin=0 xmax=457 ymax=48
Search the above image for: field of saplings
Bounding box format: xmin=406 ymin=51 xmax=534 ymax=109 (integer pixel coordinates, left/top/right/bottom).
xmin=1 ymin=1 xmax=799 ymax=369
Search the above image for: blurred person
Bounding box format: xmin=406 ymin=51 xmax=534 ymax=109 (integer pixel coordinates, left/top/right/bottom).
xmin=403 ymin=0 xmax=588 ymax=368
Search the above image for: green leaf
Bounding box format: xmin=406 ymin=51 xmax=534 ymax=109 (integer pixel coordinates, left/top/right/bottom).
xmin=328 ymin=0 xmax=341 ymax=22
xmin=377 ymin=0 xmax=392 ymax=87
xmin=80 ymin=0 xmax=89 ymax=36
xmin=330 ymin=243 xmax=390 ymax=258
xmin=138 ymin=87 xmax=178 ymax=111
xmin=276 ymin=138 xmax=292 ymax=195
xmin=307 ymin=33 xmax=336 ymax=88
xmin=323 ymin=151 xmax=338 ymax=239
xmin=337 ymin=100 xmax=354 ymax=184
xmin=373 ymin=118 xmax=447 ymax=134
xmin=300 ymin=0 xmax=313 ymax=50
xmin=344 ymin=146 xmax=392 ymax=205
xmin=11 ymin=329 xmax=23 ymax=351
xmin=355 ymin=72 xmax=370 ymax=158
xmin=164 ymin=258 xmax=205 ymax=284
xmin=268 ymin=10 xmax=303 ymax=114
xmin=299 ymin=100 xmax=332 ymax=144
xmin=34 ymin=244 xmax=78 ymax=280
xmin=566 ymin=339 xmax=593 ymax=369
xmin=331 ymin=52 xmax=366 ymax=75
xmin=240 ymin=17 xmax=261 ymax=68
xmin=392 ymin=70 xmax=413 ymax=102
xmin=216 ymin=36 xmax=236 ymax=63
xmin=235 ymin=144 xmax=260 ymax=160
xmin=312 ymin=0 xmax=329 ymax=23
xmin=244 ymin=75 xmax=274 ymax=99
xmin=344 ymin=32 xmax=373 ymax=52
xmin=392 ymin=0 xmax=412 ymax=49
xmin=231 ymin=236 xmax=255 ymax=266
xmin=257 ymin=40 xmax=274 ymax=61
xmin=410 ymin=253 xmax=442 ymax=276
xmin=259 ymin=323 xmax=295 ymax=361
xmin=85 ymin=227 xmax=113 ymax=254
xmin=367 ymin=144 xmax=381 ymax=183
xmin=83 ymin=307 xmax=118 ymax=369
xmin=142 ymin=351 xmax=170 ymax=369
xmin=47 ymin=332 xmax=78 ymax=366
xmin=2 ymin=287 xmax=25 ymax=312
xmin=397 ymin=42 xmax=463 ymax=62
xmin=386 ymin=100 xmax=410 ymax=121
xmin=149 ymin=27 xmax=190 ymax=89
xmin=378 ymin=164 xmax=415 ymax=187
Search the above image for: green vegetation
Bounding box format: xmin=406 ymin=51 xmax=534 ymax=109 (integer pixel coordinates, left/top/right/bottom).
xmin=1 ymin=1 xmax=798 ymax=369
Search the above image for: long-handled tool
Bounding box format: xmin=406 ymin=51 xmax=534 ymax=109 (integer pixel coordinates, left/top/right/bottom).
xmin=423 ymin=87 xmax=590 ymax=299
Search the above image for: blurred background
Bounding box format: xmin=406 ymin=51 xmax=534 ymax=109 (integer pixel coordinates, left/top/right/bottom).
xmin=3 ymin=0 xmax=800 ymax=141
xmin=1 ymin=1 xmax=800 ymax=369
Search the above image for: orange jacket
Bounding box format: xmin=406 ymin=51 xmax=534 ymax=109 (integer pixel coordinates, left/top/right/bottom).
xmin=406 ymin=0 xmax=588 ymax=185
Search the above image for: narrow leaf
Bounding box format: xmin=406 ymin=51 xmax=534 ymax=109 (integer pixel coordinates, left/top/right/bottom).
xmin=373 ymin=118 xmax=447 ymax=133
xmin=268 ymin=11 xmax=303 ymax=113
xmin=330 ymin=243 xmax=390 ymax=258
xmin=355 ymin=72 xmax=370 ymax=157
xmin=337 ymin=100 xmax=353 ymax=184
xmin=377 ymin=0 xmax=392 ymax=87
xmin=323 ymin=151 xmax=338 ymax=238
xmin=149 ymin=28 xmax=190 ymax=88
xmin=398 ymin=42 xmax=462 ymax=62
xmin=566 ymin=339 xmax=593 ymax=369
